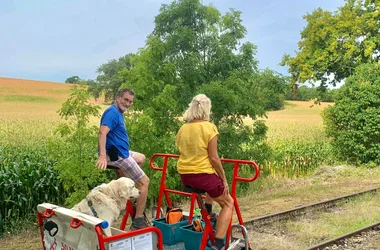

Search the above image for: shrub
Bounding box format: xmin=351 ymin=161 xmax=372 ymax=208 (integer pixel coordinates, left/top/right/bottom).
xmin=322 ymin=63 xmax=380 ymax=164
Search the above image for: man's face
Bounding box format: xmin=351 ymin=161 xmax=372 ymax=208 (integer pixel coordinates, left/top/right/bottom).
xmin=116 ymin=92 xmax=134 ymax=112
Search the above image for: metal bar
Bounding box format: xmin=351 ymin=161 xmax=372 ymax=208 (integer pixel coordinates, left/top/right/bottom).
xmin=37 ymin=212 xmax=47 ymax=250
xmin=244 ymin=187 xmax=380 ymax=227
xmin=306 ymin=222 xmax=380 ymax=250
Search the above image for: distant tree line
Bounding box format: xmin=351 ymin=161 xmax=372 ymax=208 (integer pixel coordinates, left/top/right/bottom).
xmin=285 ymin=85 xmax=338 ymax=102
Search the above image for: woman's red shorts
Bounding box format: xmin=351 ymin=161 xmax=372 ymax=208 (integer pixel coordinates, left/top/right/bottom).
xmin=180 ymin=173 xmax=224 ymax=198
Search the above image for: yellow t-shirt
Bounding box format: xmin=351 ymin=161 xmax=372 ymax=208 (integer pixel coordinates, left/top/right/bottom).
xmin=176 ymin=121 xmax=219 ymax=174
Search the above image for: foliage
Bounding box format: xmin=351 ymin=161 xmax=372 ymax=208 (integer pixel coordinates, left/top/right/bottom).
xmin=285 ymin=85 xmax=338 ymax=102
xmin=65 ymin=76 xmax=81 ymax=84
xmin=124 ymin=112 xmax=179 ymax=199
xmin=95 ymin=53 xmax=135 ymax=102
xmin=117 ymin=0 xmax=287 ymax=196
xmin=322 ymin=62 xmax=380 ymax=164
xmin=86 ymin=79 xmax=102 ymax=100
xmin=54 ymin=85 xmax=109 ymax=206
xmin=0 ymin=146 xmax=64 ymax=235
xmin=281 ymin=0 xmax=380 ymax=87
xmin=251 ymin=69 xmax=288 ymax=111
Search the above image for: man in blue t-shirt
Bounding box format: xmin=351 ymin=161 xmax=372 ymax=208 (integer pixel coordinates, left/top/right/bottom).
xmin=96 ymin=88 xmax=150 ymax=230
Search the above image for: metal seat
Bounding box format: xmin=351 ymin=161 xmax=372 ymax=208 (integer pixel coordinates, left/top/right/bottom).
xmin=184 ymin=185 xmax=206 ymax=194
xmin=106 ymin=165 xmax=119 ymax=170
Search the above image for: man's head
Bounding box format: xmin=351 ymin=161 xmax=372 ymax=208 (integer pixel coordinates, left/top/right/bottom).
xmin=115 ymin=88 xmax=135 ymax=112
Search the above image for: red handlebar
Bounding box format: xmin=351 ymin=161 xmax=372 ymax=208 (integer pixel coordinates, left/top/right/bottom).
xmin=149 ymin=153 xmax=179 ymax=171
xmin=221 ymin=158 xmax=260 ymax=183
xmin=150 ymin=153 xmax=259 ymax=182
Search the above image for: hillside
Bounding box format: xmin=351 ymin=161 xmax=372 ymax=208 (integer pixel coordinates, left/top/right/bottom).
xmin=0 ymin=77 xmax=73 ymax=145
xmin=0 ymin=77 xmax=70 ymax=97
xmin=0 ymin=76 xmax=333 ymax=146
xmin=0 ymin=77 xmax=72 ymax=114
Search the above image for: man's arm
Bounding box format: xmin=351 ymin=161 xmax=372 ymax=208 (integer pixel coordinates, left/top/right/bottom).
xmin=96 ymin=125 xmax=110 ymax=170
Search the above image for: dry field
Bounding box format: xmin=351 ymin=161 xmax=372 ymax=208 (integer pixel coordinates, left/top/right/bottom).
xmin=0 ymin=77 xmax=72 ymax=146
xmin=244 ymin=101 xmax=333 ymax=143
xmin=0 ymin=76 xmax=333 ymax=146
xmin=0 ymin=77 xmax=106 ymax=146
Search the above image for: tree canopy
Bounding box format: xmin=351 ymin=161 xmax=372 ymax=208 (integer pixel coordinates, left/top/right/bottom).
xmin=94 ymin=53 xmax=135 ymax=102
xmin=281 ymin=0 xmax=380 ymax=87
xmin=124 ymin=0 xmax=269 ymax=125
xmin=118 ymin=0 xmax=286 ymax=196
xmin=65 ymin=75 xmax=81 ymax=84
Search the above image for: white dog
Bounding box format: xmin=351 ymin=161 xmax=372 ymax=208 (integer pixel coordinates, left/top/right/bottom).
xmin=72 ymin=177 xmax=140 ymax=227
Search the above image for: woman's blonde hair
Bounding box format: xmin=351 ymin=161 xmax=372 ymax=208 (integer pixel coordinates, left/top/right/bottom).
xmin=183 ymin=94 xmax=211 ymax=121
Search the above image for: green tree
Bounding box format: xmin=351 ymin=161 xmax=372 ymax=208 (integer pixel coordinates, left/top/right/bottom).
xmin=284 ymin=85 xmax=338 ymax=102
xmin=96 ymin=53 xmax=135 ymax=102
xmin=252 ymin=69 xmax=287 ymax=111
xmin=281 ymin=0 xmax=380 ymax=87
xmin=322 ymin=62 xmax=380 ymax=164
xmin=87 ymin=79 xmax=103 ymax=101
xmin=121 ymin=0 xmax=274 ymax=198
xmin=65 ymin=76 xmax=81 ymax=84
xmin=53 ymin=84 xmax=108 ymax=206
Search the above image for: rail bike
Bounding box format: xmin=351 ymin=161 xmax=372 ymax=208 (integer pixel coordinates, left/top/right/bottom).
xmin=37 ymin=153 xmax=259 ymax=250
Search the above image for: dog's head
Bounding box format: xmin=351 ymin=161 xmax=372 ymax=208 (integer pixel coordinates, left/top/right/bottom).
xmin=88 ymin=177 xmax=140 ymax=210
xmin=112 ymin=177 xmax=140 ymax=201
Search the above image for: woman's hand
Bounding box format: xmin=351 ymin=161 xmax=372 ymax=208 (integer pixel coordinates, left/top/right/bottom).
xmin=223 ymin=179 xmax=229 ymax=196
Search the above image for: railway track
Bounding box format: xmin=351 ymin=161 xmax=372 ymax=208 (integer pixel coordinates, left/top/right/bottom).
xmin=237 ymin=187 xmax=380 ymax=250
xmin=242 ymin=187 xmax=380 ymax=229
xmin=306 ymin=222 xmax=380 ymax=250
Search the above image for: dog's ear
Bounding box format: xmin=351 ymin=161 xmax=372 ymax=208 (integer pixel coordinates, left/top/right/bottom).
xmin=118 ymin=177 xmax=135 ymax=188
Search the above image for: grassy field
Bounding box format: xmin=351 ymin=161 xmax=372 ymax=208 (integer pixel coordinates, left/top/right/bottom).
xmin=0 ymin=77 xmax=72 ymax=146
xmin=0 ymin=76 xmax=332 ymax=146
xmin=244 ymin=101 xmax=333 ymax=143
xmin=0 ymin=77 xmax=107 ymax=146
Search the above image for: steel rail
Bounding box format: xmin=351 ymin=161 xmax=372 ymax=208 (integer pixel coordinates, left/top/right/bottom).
xmin=243 ymin=187 xmax=380 ymax=228
xmin=306 ymin=221 xmax=380 ymax=250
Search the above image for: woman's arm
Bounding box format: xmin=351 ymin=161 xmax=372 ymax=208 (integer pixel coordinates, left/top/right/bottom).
xmin=208 ymin=136 xmax=229 ymax=195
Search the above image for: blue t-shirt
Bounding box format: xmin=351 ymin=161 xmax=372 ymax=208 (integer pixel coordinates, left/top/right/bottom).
xmin=100 ymin=104 xmax=130 ymax=158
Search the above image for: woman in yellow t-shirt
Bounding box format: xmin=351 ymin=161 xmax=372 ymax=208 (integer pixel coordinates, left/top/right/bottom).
xmin=176 ymin=94 xmax=234 ymax=250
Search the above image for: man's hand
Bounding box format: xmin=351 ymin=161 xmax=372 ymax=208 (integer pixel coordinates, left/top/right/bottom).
xmin=96 ymin=155 xmax=108 ymax=170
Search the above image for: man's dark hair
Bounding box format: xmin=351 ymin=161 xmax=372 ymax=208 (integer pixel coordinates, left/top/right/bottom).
xmin=116 ymin=88 xmax=135 ymax=98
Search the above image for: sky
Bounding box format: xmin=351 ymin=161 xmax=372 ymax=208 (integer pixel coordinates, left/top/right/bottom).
xmin=0 ymin=0 xmax=345 ymax=83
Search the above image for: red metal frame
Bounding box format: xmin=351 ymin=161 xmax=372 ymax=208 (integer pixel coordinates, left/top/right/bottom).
xmin=95 ymin=224 xmax=163 ymax=250
xmin=37 ymin=204 xmax=163 ymax=250
xmin=149 ymin=153 xmax=260 ymax=250
xmin=37 ymin=153 xmax=259 ymax=250
xmin=189 ymin=192 xmax=216 ymax=249
xmin=119 ymin=200 xmax=135 ymax=231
